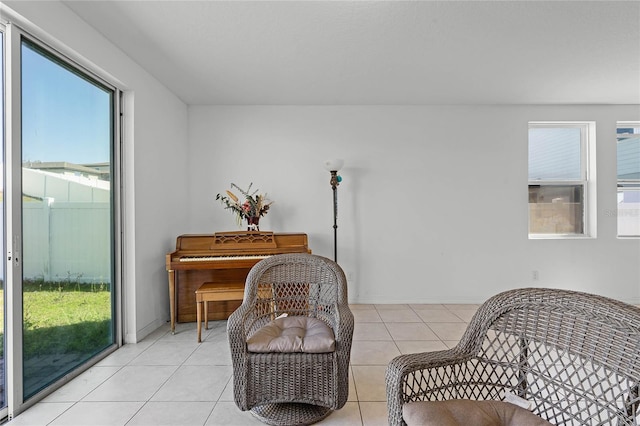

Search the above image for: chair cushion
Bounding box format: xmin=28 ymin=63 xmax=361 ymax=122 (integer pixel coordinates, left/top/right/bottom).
xmin=402 ymin=400 xmax=553 ymax=426
xmin=246 ymin=316 xmax=335 ymax=353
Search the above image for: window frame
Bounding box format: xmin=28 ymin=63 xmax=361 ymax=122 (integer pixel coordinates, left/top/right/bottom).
xmin=528 ymin=121 xmax=596 ymax=239
xmin=616 ymin=121 xmax=640 ymax=238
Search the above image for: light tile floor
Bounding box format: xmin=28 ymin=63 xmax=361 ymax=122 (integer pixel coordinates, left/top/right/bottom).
xmin=8 ymin=303 xmax=479 ymax=426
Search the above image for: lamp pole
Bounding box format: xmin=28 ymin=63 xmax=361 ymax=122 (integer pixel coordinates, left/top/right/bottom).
xmin=330 ymin=170 xmax=339 ymax=262
xmin=324 ymin=159 xmax=343 ymax=263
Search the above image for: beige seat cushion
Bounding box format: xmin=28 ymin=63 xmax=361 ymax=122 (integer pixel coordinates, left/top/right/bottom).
xmin=246 ymin=316 xmax=335 ymax=353
xmin=402 ymin=400 xmax=553 ymax=426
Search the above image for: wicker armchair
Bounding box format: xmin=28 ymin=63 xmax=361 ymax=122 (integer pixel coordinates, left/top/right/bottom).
xmin=227 ymin=253 xmax=354 ymax=425
xmin=386 ymin=288 xmax=640 ymax=426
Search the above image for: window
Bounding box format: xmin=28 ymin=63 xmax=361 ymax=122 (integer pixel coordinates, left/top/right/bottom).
xmin=616 ymin=123 xmax=640 ymax=237
xmin=528 ymin=122 xmax=595 ymax=238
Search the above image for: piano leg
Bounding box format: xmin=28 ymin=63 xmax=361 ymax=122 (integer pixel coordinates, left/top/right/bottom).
xmin=168 ymin=269 xmax=176 ymax=334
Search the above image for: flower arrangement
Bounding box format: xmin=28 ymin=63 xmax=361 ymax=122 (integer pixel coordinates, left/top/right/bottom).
xmin=216 ymin=183 xmax=273 ymax=229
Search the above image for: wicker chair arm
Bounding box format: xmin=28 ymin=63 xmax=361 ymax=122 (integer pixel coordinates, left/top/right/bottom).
xmin=334 ymin=303 xmax=354 ymax=344
xmin=227 ymin=299 xmax=255 ymax=338
xmin=385 ymin=349 xmax=472 ymax=426
xmin=227 ymin=302 xmax=255 ymax=410
xmin=227 ymin=314 xmax=244 ymax=345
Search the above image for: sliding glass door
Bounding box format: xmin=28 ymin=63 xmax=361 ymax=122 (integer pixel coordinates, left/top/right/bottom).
xmin=0 ymin=16 xmax=122 ymax=417
xmin=20 ymin=38 xmax=117 ymax=399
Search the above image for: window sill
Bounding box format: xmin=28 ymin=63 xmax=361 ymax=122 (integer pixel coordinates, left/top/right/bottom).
xmin=529 ymin=234 xmax=596 ymax=240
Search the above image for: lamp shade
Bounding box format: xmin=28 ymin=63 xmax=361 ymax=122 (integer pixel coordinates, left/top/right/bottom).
xmin=323 ymin=159 xmax=344 ymax=172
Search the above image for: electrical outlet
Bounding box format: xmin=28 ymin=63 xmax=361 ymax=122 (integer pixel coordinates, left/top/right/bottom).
xmin=532 ymin=270 xmax=539 ymax=281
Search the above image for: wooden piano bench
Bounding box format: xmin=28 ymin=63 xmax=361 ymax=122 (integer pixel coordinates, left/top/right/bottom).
xmin=195 ymin=282 xmax=245 ymax=342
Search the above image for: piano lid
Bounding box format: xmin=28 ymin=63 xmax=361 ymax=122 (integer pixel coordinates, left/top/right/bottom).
xmin=172 ymin=231 xmax=309 ymax=255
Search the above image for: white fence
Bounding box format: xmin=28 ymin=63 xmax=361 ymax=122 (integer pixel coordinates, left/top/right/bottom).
xmin=22 ymin=168 xmax=111 ymax=283
xmin=23 ymin=201 xmax=111 ymax=283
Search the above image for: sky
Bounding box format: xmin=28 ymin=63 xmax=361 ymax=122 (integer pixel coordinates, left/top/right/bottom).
xmin=21 ymin=41 xmax=112 ymax=165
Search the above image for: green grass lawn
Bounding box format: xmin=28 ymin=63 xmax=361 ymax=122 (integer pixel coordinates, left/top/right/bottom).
xmin=0 ymin=280 xmax=113 ymax=358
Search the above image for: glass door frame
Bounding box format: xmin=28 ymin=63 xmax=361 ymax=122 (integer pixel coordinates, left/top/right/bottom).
xmin=3 ymin=21 xmax=124 ymax=420
xmin=0 ymin=20 xmax=7 ymax=422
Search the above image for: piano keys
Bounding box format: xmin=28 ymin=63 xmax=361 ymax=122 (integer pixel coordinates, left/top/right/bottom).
xmin=166 ymin=231 xmax=310 ymax=333
xmin=179 ymin=254 xmax=271 ymax=262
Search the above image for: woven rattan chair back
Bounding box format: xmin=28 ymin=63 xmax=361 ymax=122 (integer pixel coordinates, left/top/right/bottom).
xmin=386 ymin=288 xmax=640 ymax=426
xmin=241 ymin=253 xmax=348 ymax=338
xmin=228 ymin=253 xmax=354 ymax=426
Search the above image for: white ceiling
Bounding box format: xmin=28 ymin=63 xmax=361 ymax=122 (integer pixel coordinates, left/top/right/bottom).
xmin=63 ymin=0 xmax=640 ymax=106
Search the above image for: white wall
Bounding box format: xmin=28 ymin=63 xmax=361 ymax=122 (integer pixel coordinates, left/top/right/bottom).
xmin=189 ymin=105 xmax=640 ymax=305
xmin=4 ymin=2 xmax=638 ymax=347
xmin=4 ymin=1 xmax=190 ymax=342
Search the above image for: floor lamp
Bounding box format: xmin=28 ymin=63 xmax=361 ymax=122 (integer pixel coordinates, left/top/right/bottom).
xmin=323 ymin=159 xmax=343 ymax=263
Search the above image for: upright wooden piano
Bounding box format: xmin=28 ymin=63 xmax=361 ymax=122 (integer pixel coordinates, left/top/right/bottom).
xmin=166 ymin=231 xmax=310 ymax=333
